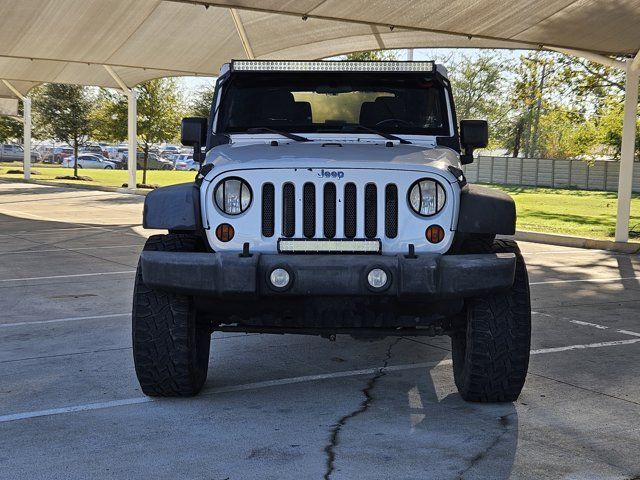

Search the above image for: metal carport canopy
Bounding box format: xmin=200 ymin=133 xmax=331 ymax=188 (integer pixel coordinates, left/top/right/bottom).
xmin=0 ymin=0 xmax=639 ymax=240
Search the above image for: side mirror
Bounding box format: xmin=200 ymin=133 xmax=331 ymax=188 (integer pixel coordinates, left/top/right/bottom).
xmin=459 ymin=120 xmax=488 ymax=165
xmin=181 ymin=117 xmax=207 ymax=164
xmin=181 ymin=117 xmax=207 ymax=147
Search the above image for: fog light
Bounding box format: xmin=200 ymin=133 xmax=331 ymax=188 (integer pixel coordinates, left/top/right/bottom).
xmin=426 ymin=225 xmax=445 ymax=243
xmin=367 ymin=268 xmax=388 ymax=289
xmin=270 ymin=268 xmax=290 ymax=288
xmin=215 ymin=223 xmax=234 ymax=242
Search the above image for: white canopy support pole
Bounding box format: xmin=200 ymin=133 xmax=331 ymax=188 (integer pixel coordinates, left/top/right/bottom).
xmin=230 ymin=8 xmax=255 ymax=59
xmin=104 ymin=65 xmax=137 ymax=190
xmin=615 ymin=56 xmax=640 ymax=242
xmin=1 ymin=79 xmax=30 ymax=180
xmin=22 ymin=96 xmax=31 ymax=181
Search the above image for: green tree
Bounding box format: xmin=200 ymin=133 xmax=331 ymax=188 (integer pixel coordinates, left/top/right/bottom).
xmin=592 ymin=97 xmax=640 ymax=159
xmin=0 ymin=114 xmax=23 ymax=143
xmin=344 ymin=50 xmax=398 ymax=61
xmin=34 ymin=84 xmax=94 ymax=177
xmin=504 ymin=54 xmax=560 ymax=158
xmin=190 ymin=81 xmax=216 ymax=118
xmin=537 ymin=109 xmax=596 ymax=159
xmin=92 ymin=78 xmax=184 ymax=184
xmin=446 ymin=52 xmax=512 ymax=149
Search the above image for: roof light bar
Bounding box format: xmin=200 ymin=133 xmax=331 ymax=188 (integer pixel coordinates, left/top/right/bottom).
xmin=231 ymin=60 xmax=434 ymax=73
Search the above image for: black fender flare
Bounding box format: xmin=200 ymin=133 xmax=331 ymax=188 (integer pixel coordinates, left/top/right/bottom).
xmin=143 ymin=182 xmax=201 ymax=231
xmin=457 ymin=184 xmax=516 ymax=235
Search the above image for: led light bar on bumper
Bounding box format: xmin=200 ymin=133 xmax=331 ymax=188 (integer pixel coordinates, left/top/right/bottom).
xmin=231 ymin=60 xmax=435 ymax=72
xmin=279 ymin=239 xmax=381 ymax=254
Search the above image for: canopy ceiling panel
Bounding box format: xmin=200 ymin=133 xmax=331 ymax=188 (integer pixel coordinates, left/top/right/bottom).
xmin=0 ymin=0 xmax=638 ymax=93
xmin=207 ymin=0 xmax=640 ymax=55
xmin=237 ymin=10 xmax=531 ymax=59
xmin=106 ymin=2 xmax=246 ymax=72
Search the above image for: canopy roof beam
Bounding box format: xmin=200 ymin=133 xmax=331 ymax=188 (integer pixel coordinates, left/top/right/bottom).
xmin=1 ymin=79 xmax=23 ymax=99
xmin=545 ymin=47 xmax=627 ymax=70
xmin=230 ymin=8 xmax=255 ymax=59
xmin=103 ymin=65 xmax=130 ymax=93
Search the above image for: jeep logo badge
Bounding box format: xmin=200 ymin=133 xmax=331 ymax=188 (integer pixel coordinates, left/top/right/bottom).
xmin=317 ymin=169 xmax=345 ymax=179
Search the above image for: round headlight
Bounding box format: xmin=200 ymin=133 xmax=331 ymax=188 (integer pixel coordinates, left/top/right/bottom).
xmin=214 ymin=177 xmax=252 ymax=215
xmin=408 ymin=179 xmax=446 ymax=216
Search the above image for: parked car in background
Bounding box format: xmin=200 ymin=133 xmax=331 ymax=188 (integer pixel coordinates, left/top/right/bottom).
xmin=141 ymin=153 xmax=174 ymax=170
xmin=43 ymin=146 xmax=74 ymax=164
xmin=163 ymin=153 xmax=179 ymax=165
xmin=160 ymin=145 xmax=181 ymax=157
xmin=81 ymin=144 xmax=106 ymax=156
xmin=175 ymin=156 xmax=199 ymax=171
xmin=129 ymin=152 xmax=173 ymax=170
xmin=62 ymin=154 xmax=116 ymax=169
xmin=117 ymin=151 xmax=174 ymax=170
xmin=0 ymin=143 xmax=41 ymax=163
xmin=102 ymin=146 xmax=120 ymax=159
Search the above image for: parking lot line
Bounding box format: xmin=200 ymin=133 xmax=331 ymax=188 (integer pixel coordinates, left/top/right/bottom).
xmin=618 ymin=330 xmax=640 ymax=338
xmin=0 ymin=397 xmax=153 ymax=423
xmin=0 ymin=270 xmax=136 ymax=283
xmin=529 ymin=275 xmax=640 ymax=285
xmin=1 ymin=337 xmax=638 ymax=424
xmin=0 ymin=226 xmax=120 ymax=237
xmin=533 ymin=311 xmax=640 ymax=338
xmin=531 ymin=338 xmax=640 ymax=354
xmin=1 ymin=313 xmax=130 ymax=328
xmin=0 ymin=245 xmax=143 ymax=255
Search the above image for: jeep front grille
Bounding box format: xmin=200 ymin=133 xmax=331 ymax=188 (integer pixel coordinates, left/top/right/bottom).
xmin=385 ymin=184 xmax=398 ymax=239
xmin=303 ymin=183 xmax=316 ymax=238
xmin=323 ymin=183 xmax=336 ymax=238
xmin=344 ymin=183 xmax=357 ymax=238
xmin=261 ymin=181 xmax=399 ymax=242
xmin=282 ymin=183 xmax=295 ymax=237
xmin=364 ymin=184 xmax=377 ymax=239
xmin=262 ymin=183 xmax=275 ymax=237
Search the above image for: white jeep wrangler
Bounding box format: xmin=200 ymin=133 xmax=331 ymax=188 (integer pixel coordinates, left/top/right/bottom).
xmin=133 ymin=60 xmax=531 ymax=402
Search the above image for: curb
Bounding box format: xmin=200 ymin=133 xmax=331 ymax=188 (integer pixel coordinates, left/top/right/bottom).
xmin=0 ymin=177 xmax=151 ymax=196
xmin=2 ymin=178 xmax=639 ymax=254
xmin=502 ymin=230 xmax=640 ymax=254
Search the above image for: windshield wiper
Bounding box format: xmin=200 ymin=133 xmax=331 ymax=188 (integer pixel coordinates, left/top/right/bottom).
xmin=246 ymin=127 xmax=311 ymax=142
xmin=342 ymin=125 xmax=412 ymax=144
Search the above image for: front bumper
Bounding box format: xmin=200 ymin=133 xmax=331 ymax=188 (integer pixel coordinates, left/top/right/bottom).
xmin=140 ymin=251 xmax=516 ymax=300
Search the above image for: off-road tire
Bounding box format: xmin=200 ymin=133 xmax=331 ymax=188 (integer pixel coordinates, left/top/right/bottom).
xmin=451 ymin=238 xmax=531 ymax=402
xmin=132 ymin=233 xmax=211 ymax=397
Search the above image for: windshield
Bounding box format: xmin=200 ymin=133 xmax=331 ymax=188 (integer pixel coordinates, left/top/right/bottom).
xmin=217 ymin=72 xmax=450 ymax=137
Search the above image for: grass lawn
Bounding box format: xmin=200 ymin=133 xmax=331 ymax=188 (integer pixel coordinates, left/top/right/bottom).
xmin=493 ymin=185 xmax=640 ymax=241
xmin=1 ymin=162 xmax=638 ymax=241
xmin=0 ymin=163 xmax=196 ymax=188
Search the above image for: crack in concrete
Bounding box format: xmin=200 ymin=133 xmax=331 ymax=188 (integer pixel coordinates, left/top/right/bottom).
xmin=456 ymin=413 xmax=514 ymax=479
xmin=322 ymin=338 xmax=401 ymax=480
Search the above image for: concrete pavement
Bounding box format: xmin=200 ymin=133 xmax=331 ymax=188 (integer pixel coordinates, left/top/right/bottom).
xmin=1 ymin=181 xmax=639 ymax=479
